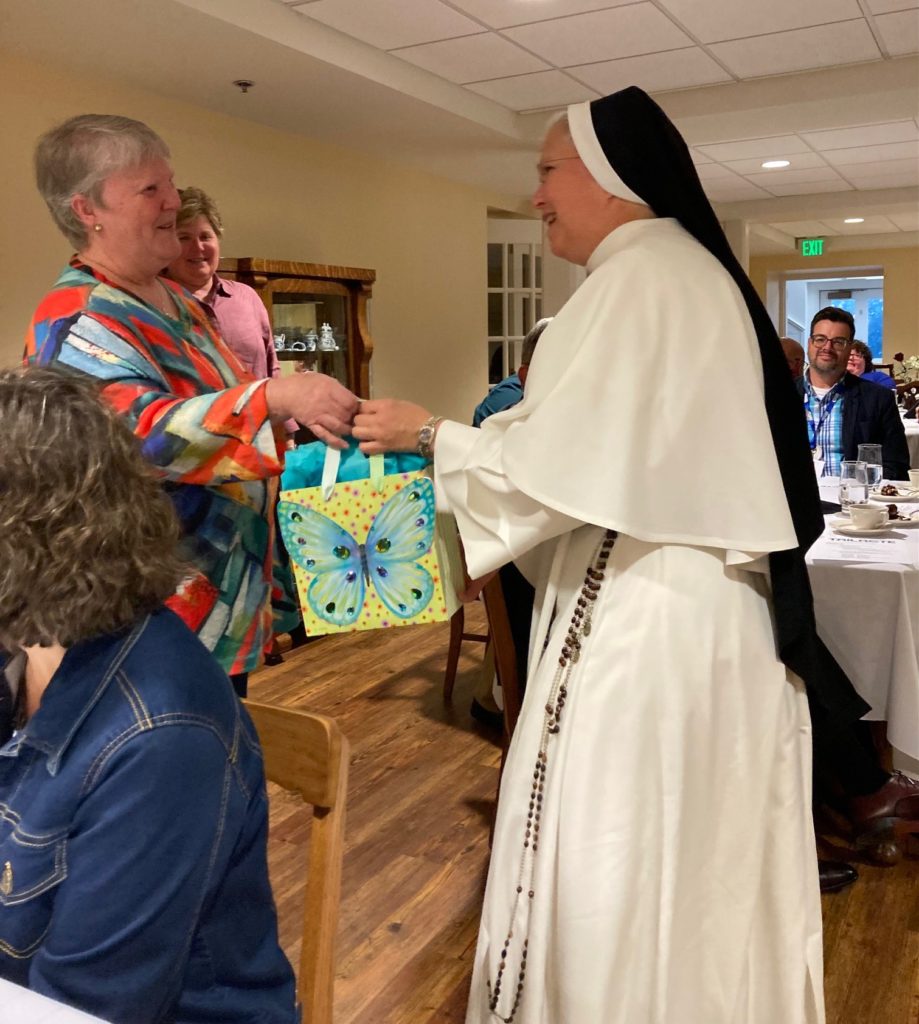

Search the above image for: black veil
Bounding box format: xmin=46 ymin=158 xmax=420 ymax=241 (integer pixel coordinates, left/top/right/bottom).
xmin=576 ymin=87 xmax=866 ymax=721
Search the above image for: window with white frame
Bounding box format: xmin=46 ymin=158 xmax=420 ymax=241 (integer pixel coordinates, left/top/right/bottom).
xmin=487 ymin=219 xmax=543 ymax=386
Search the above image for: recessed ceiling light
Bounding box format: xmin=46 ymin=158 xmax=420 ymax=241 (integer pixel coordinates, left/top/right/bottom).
xmin=761 ymin=159 xmax=790 ymax=169
xmin=844 ymin=217 xmax=865 ymax=224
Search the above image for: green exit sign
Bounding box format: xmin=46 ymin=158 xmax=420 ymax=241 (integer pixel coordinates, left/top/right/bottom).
xmin=799 ymin=237 xmax=825 ymax=257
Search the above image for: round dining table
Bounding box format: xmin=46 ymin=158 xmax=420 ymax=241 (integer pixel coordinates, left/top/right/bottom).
xmin=807 ymin=476 xmax=919 ymax=773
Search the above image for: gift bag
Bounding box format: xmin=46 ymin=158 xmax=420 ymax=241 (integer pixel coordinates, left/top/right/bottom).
xmin=278 ymin=445 xmax=462 ymax=636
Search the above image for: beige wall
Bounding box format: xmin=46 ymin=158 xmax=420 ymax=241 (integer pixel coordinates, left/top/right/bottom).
xmin=750 ymin=246 xmax=919 ymax=360
xmin=0 ymin=52 xmax=524 ymax=422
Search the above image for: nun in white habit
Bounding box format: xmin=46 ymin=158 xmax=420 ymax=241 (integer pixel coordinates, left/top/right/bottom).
xmin=353 ymin=87 xmax=860 ymax=1024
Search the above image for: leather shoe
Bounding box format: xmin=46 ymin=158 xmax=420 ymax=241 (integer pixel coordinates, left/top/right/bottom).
xmin=819 ymin=859 xmax=858 ymax=893
xmin=470 ymin=698 xmax=504 ymax=732
xmin=849 ymin=771 xmax=919 ymax=832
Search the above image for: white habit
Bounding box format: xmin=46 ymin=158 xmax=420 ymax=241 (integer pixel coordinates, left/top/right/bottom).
xmin=435 ymin=218 xmax=824 ymax=1024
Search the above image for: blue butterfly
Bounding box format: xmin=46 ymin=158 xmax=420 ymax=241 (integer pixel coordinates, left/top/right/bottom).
xmin=278 ymin=478 xmax=437 ymax=627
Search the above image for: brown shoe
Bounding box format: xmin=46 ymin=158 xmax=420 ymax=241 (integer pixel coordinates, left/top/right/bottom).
xmin=850 ymin=772 xmax=919 ymax=864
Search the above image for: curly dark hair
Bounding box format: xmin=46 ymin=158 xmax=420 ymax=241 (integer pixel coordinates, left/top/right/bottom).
xmin=849 ymin=339 xmax=874 ymax=372
xmin=0 ymin=368 xmax=185 ymax=649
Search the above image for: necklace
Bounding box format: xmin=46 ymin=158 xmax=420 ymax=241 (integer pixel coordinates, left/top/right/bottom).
xmin=486 ymin=529 xmax=616 ymax=1023
xmin=153 ymin=279 xmax=176 ymax=318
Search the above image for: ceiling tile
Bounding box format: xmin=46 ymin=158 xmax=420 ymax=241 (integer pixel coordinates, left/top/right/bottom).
xmin=394 ymin=33 xmax=548 ymax=83
xmin=722 ymin=151 xmax=831 ymax=174
xmin=874 ymin=10 xmax=919 ymax=55
xmin=568 ymin=47 xmax=732 ymax=94
xmin=502 ymin=4 xmax=692 ymax=66
xmin=654 ymin=0 xmax=863 ymax=45
xmin=696 ymin=135 xmax=811 ymax=161
xmin=690 ymin=150 xmax=713 ymax=166
xmin=772 ymin=220 xmax=834 ymax=235
xmin=744 ymin=167 xmax=845 ymax=186
xmin=851 ymin=169 xmax=919 ymax=188
xmin=822 ymin=215 xmax=899 ymax=232
xmin=864 ymin=0 xmax=919 ymax=12
xmin=291 ymin=0 xmax=483 ymax=50
xmin=708 ymin=20 xmax=881 ymax=78
xmin=763 ymin=179 xmax=853 ymax=195
xmin=704 ymin=180 xmax=772 ymax=200
xmin=822 ymin=140 xmax=919 ymax=165
xmin=447 ymin=0 xmax=635 ymax=30
xmin=889 ymin=210 xmax=919 ymax=230
xmin=801 ymin=120 xmax=919 ymax=150
xmin=696 ymin=164 xmax=746 ymax=181
xmin=466 ymin=69 xmax=598 ymax=110
xmin=842 ymin=156 xmax=919 ymax=175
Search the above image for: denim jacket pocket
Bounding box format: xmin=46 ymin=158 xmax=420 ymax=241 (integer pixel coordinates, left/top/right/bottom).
xmin=0 ymin=831 xmax=67 ymax=959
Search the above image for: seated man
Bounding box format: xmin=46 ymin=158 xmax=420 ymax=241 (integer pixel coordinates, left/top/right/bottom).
xmin=798 ymin=305 xmax=909 ymax=479
xmin=473 ymin=318 xmax=551 ymax=427
xmin=780 ymin=336 xmax=805 ymax=382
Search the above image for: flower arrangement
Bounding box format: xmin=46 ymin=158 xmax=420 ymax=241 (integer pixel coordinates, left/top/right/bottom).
xmin=892 ymin=353 xmax=919 ymax=382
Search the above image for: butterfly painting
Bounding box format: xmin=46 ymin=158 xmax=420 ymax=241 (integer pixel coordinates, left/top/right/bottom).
xmin=279 ymin=477 xmax=438 ymax=629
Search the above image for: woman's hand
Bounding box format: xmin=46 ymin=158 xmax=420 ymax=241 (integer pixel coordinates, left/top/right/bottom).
xmin=352 ymin=399 xmax=432 ymax=455
xmin=265 ymin=373 xmax=358 ymax=449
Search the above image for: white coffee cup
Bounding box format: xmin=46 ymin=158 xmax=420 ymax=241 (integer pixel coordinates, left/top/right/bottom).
xmin=850 ymin=505 xmax=888 ymax=529
xmin=908 ymin=469 xmax=919 ymax=491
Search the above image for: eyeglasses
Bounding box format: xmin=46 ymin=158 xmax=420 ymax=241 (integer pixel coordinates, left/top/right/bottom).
xmin=809 ymin=334 xmax=851 ymax=351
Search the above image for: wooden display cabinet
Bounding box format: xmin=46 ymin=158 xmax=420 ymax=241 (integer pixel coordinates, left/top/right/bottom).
xmin=218 ymin=258 xmax=375 ymax=398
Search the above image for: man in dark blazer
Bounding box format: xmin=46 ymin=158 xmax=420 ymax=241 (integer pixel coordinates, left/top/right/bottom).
xmin=797 ymin=305 xmax=909 ymax=480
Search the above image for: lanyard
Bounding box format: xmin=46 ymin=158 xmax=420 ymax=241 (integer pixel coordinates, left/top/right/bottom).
xmin=804 ymin=386 xmax=841 ymax=451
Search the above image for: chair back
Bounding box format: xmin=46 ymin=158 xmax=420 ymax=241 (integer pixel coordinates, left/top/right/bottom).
xmin=244 ymin=700 xmax=349 ymax=1024
xmin=875 ymin=362 xmax=895 ymax=377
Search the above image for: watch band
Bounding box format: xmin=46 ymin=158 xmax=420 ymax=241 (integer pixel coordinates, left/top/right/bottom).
xmin=416 ymin=415 xmax=443 ymax=461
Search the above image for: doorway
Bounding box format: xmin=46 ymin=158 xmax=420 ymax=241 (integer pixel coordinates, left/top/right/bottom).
xmin=782 ymin=272 xmax=885 ymax=358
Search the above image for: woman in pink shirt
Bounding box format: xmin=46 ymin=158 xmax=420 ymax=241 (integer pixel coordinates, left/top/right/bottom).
xmin=167 ymin=187 xmax=279 ymax=380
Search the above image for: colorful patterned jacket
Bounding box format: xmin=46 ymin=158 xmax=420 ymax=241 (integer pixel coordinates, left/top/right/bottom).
xmin=25 ymin=260 xmax=285 ymax=674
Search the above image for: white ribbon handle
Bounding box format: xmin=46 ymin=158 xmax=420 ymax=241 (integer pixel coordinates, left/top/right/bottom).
xmin=320 ymin=446 xmax=385 ymax=501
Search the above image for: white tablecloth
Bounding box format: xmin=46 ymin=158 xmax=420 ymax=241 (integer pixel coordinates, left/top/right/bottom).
xmin=0 ymin=980 xmax=110 ymax=1023
xmin=807 ymin=477 xmax=919 ymax=759
xmin=904 ymin=418 xmax=919 ymax=468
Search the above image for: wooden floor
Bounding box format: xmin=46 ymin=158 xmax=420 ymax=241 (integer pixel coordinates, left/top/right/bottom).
xmin=252 ymin=608 xmax=919 ymax=1024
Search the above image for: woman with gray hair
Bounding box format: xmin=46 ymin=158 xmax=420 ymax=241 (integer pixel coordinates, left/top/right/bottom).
xmin=27 ymin=114 xmax=358 ymax=695
xmin=0 ymin=367 xmax=296 ymax=1023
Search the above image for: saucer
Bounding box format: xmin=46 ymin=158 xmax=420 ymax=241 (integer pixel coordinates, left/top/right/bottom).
xmin=833 ymin=522 xmax=900 ymax=536
xmin=870 ymin=488 xmax=919 ymax=502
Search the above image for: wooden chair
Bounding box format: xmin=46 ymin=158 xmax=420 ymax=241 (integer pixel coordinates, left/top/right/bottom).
xmin=481 ymin=575 xmax=523 ymax=742
xmin=443 ymin=604 xmax=488 ymax=701
xmin=243 ymin=700 xmax=350 ymax=1024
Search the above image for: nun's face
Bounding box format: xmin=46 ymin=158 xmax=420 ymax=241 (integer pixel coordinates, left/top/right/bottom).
xmin=533 ymin=123 xmax=621 ymax=266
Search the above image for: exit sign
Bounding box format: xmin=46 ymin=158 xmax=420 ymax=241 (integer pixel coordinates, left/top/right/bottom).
xmin=799 ymin=237 xmax=825 ymax=257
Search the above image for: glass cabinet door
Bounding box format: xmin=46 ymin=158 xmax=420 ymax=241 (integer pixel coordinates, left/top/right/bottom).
xmin=217 ymin=257 xmax=375 ymax=399
xmin=271 ymin=291 xmax=350 ymax=389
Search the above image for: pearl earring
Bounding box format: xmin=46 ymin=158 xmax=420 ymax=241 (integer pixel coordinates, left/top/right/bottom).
xmin=93 ymin=224 xmax=102 ymax=233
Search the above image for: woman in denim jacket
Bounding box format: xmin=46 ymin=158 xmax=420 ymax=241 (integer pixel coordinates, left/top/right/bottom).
xmin=0 ymin=368 xmax=297 ymax=1023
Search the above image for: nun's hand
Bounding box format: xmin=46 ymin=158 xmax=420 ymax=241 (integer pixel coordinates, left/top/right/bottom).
xmin=353 ymin=399 xmax=431 ymax=455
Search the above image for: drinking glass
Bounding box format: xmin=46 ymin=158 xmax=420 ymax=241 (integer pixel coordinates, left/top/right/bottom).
xmin=857 ymin=444 xmax=883 ymax=492
xmin=839 ymin=460 xmax=868 ymax=508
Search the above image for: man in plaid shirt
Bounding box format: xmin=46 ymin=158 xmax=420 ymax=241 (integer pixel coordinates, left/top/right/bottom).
xmin=798 ymin=305 xmax=909 ymax=480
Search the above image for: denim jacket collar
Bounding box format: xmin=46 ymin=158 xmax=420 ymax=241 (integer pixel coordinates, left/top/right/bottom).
xmin=1 ymin=617 xmax=146 ymax=775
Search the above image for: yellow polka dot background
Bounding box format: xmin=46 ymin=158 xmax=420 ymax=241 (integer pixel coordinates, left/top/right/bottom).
xmin=280 ymin=472 xmax=451 ymax=635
